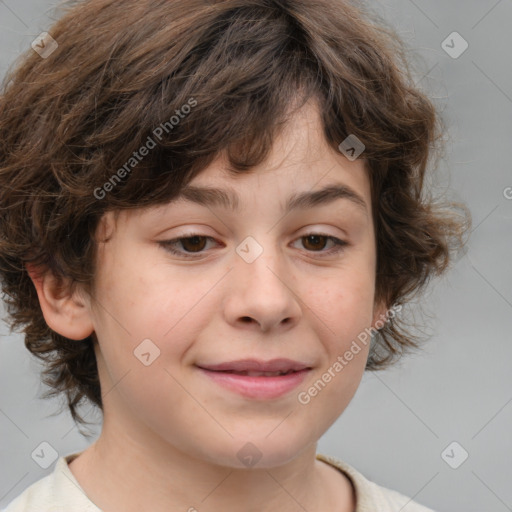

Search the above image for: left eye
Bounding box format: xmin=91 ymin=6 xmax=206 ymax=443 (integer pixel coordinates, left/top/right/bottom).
xmin=159 ymin=233 xmax=348 ymax=259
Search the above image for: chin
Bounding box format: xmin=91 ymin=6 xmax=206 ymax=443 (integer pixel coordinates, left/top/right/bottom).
xmin=199 ymin=432 xmax=313 ymax=470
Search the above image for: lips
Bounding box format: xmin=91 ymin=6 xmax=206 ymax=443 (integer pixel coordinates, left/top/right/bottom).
xmin=219 ymin=370 xmax=295 ymax=377
xmin=196 ymin=358 xmax=311 ymax=374
xmin=196 ymin=358 xmax=312 ymax=399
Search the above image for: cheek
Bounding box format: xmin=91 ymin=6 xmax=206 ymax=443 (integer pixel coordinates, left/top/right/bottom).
xmin=92 ymin=256 xmax=217 ymax=378
xmin=309 ymin=267 xmax=376 ymax=341
xmin=297 ymin=268 xmax=374 ymax=415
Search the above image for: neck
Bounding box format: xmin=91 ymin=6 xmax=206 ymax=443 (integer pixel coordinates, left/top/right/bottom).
xmin=68 ymin=419 xmax=355 ymax=512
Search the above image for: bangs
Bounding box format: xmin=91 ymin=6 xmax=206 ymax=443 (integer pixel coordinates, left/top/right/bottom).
xmin=81 ymin=3 xmax=330 ymax=209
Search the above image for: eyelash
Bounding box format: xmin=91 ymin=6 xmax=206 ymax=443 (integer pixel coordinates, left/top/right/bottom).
xmin=159 ymin=232 xmax=348 ymax=259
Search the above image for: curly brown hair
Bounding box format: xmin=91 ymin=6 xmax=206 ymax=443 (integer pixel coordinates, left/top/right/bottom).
xmin=0 ymin=0 xmax=469 ymax=432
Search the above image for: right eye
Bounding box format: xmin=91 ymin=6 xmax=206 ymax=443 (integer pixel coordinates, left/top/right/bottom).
xmin=158 ymin=234 xmax=220 ymax=258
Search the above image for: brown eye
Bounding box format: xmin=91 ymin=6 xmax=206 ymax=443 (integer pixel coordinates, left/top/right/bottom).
xmin=159 ymin=234 xmax=217 ymax=257
xmin=301 ymin=234 xmax=329 ymax=251
xmin=292 ymin=233 xmax=348 ymax=257
xmin=180 ymin=236 xmax=208 ymax=253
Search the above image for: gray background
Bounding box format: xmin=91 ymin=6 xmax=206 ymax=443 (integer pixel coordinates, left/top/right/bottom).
xmin=0 ymin=1 xmax=511 ymax=511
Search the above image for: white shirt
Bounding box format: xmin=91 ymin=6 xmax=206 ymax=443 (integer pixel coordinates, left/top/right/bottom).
xmin=2 ymin=451 xmax=437 ymax=511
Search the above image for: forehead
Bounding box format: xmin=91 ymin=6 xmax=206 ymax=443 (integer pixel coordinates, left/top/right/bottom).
xmin=100 ymin=100 xmax=371 ymax=233
xmin=156 ymin=100 xmax=370 ymax=211
xmin=194 ymin=99 xmax=368 ymax=183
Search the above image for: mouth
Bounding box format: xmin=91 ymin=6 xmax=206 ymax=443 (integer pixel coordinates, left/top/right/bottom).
xmin=196 ymin=359 xmax=312 ymax=400
xmin=209 ymin=369 xmax=299 ymax=377
xmin=197 ymin=358 xmax=311 ymax=373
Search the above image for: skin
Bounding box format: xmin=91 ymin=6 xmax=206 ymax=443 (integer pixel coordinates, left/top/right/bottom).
xmin=29 ymin=99 xmax=387 ymax=512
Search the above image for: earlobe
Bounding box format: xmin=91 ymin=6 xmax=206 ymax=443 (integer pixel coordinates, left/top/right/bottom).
xmin=26 ymin=263 xmax=95 ymax=341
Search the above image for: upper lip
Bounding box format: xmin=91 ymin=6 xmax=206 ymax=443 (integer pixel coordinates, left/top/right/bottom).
xmin=197 ymin=358 xmax=312 ymax=372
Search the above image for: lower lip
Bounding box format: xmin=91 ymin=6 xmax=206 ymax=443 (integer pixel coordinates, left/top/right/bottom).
xmin=198 ymin=368 xmax=310 ymax=400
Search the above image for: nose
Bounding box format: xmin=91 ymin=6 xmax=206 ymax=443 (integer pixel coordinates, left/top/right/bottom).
xmin=222 ymin=237 xmax=302 ymax=333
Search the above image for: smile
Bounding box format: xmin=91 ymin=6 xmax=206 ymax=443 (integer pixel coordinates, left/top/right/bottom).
xmin=196 ymin=359 xmax=312 ymax=400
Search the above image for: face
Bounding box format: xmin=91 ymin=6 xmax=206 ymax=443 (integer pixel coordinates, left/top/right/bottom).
xmin=86 ymin=100 xmax=385 ymax=469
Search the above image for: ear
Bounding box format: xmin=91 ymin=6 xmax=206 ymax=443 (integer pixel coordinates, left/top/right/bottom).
xmin=26 ymin=263 xmax=95 ymax=341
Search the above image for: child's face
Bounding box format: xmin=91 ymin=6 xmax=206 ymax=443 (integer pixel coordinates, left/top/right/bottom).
xmin=88 ymin=101 xmax=385 ymax=468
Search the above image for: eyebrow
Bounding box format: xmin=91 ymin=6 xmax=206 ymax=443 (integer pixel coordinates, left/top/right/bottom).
xmin=176 ymin=183 xmax=368 ymax=216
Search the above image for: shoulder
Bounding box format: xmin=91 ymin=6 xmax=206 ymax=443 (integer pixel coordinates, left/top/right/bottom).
xmin=2 ymin=452 xmax=100 ymax=512
xmin=316 ymin=453 xmax=437 ymax=512
xmin=2 ymin=471 xmax=56 ymax=512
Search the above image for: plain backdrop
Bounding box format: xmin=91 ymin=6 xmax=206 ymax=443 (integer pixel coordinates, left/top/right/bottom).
xmin=1 ymin=1 xmax=511 ymax=511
